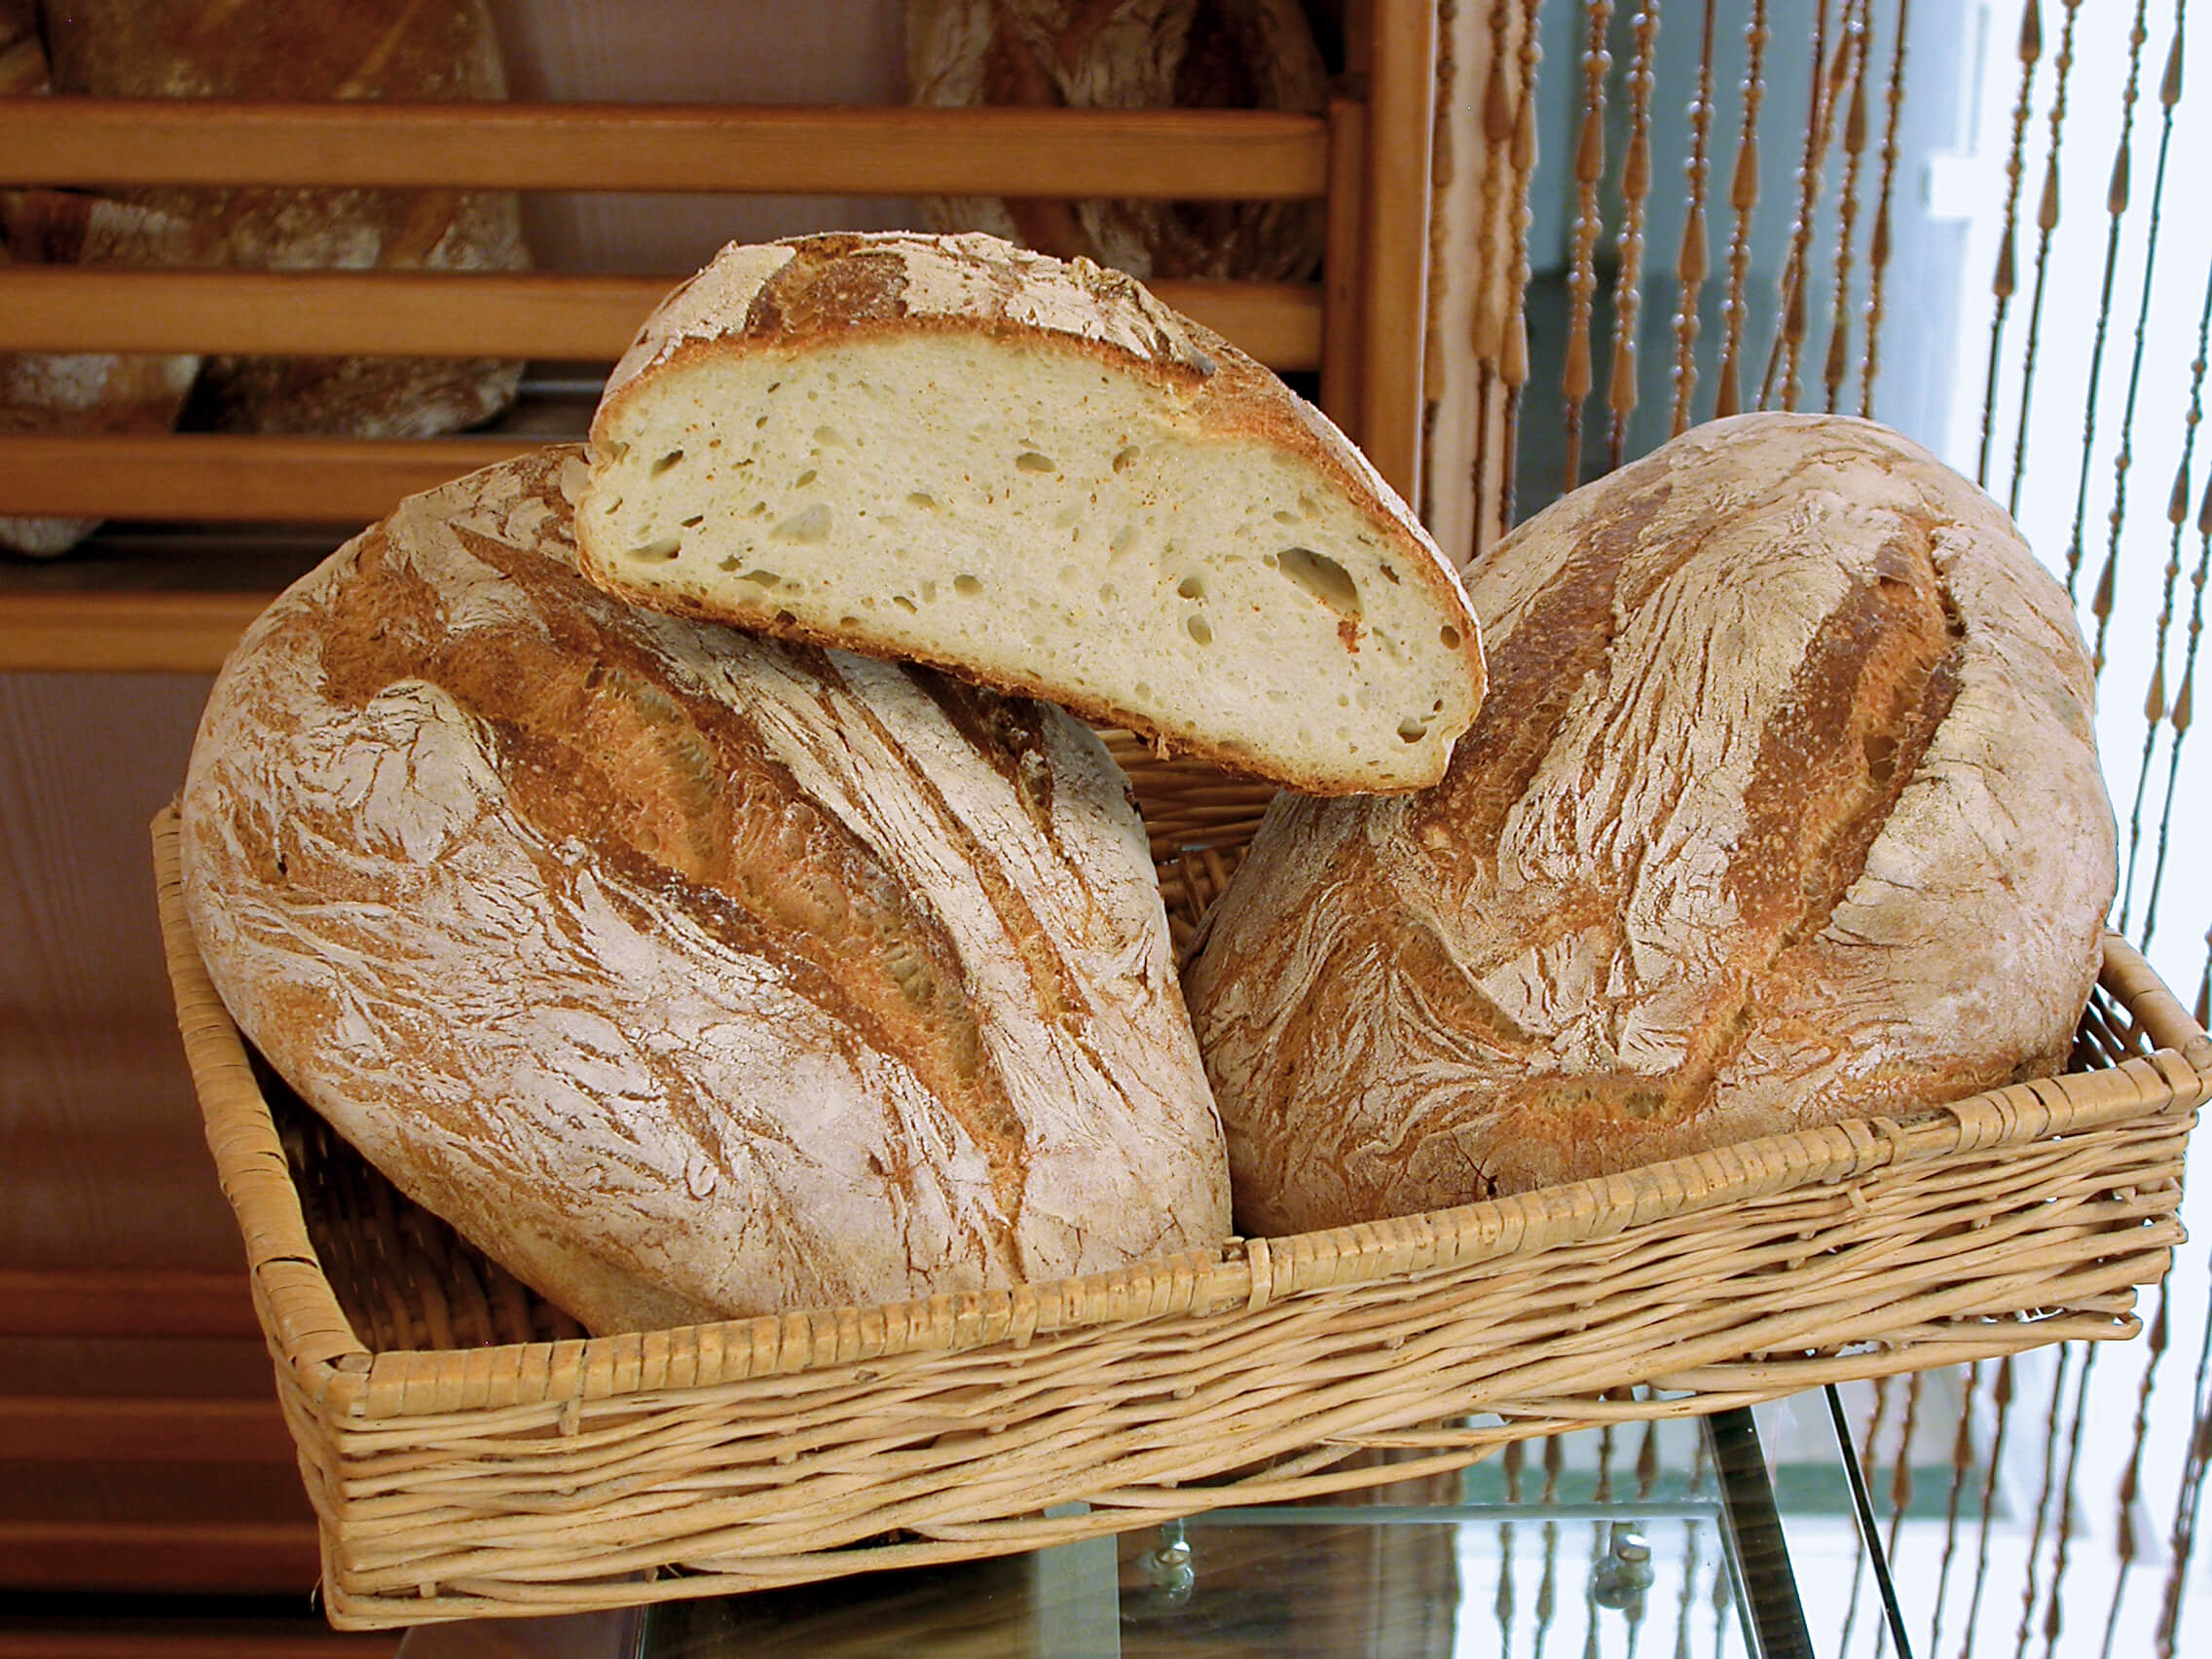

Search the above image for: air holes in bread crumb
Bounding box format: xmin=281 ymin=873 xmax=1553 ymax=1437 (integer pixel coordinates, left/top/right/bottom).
xmin=738 ymin=569 xmax=781 ymax=588
xmin=1016 ymin=451 xmax=1057 ymax=473
xmin=1112 ymin=445 xmax=1139 ymax=472
xmin=1397 ymin=717 xmax=1427 ymax=742
xmin=1276 ymin=548 xmax=1362 ymax=618
xmin=906 ymin=492 xmax=939 ymax=510
xmin=893 ymin=595 xmax=917 ymax=613
xmin=1440 ymin=624 xmax=1462 ymax=648
xmin=1177 ymin=574 xmax=1206 ymax=600
xmin=953 ymin=573 xmax=983 ymax=596
xmin=1380 ymin=563 xmax=1400 ymax=585
xmin=1187 ymin=614 xmax=1213 ymax=645
xmin=793 ymin=468 xmax=819 ymax=489
xmin=681 ymin=514 xmax=705 ymax=529
xmin=628 ymin=536 xmax=682 ymax=562
xmin=814 ymin=425 xmax=845 ymax=448
xmin=650 ymin=450 xmax=684 ymax=475
xmin=771 ymin=503 xmax=831 ymax=543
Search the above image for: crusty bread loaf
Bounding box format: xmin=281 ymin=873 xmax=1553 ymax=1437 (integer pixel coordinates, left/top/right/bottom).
xmin=905 ymin=0 xmax=1329 ymax=282
xmin=0 ymin=0 xmax=42 ymax=95
xmin=41 ymin=0 xmax=527 ymax=440
xmin=576 ymin=232 xmax=1488 ymax=795
xmin=179 ymin=446 xmax=1231 ymax=1335
xmin=0 ymin=190 xmax=200 ymax=557
xmin=0 ymin=17 xmax=199 ymax=558
xmin=1185 ymin=412 xmax=2117 ymax=1235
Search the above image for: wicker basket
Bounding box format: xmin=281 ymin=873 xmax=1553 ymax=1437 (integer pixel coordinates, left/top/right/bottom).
xmin=152 ymin=749 xmax=2211 ymax=1632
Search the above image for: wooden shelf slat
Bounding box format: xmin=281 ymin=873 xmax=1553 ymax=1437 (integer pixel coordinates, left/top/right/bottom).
xmin=0 ymin=1521 xmax=322 ymax=1595
xmin=1156 ymin=280 xmax=1321 ymax=370
xmin=0 ymin=1268 xmax=261 ymax=1339
xmin=0 ymin=593 xmax=275 ymax=675
xmin=0 ymin=1632 xmax=395 ymax=1658
xmin=0 ymin=100 xmax=1329 ymax=200
xmin=0 ymin=1399 xmax=296 ymax=1465
xmin=0 ymin=270 xmax=673 ymax=361
xmin=1357 ymin=0 xmax=1439 ymax=502
xmin=0 ymin=1630 xmax=398 ymax=1658
xmin=0 ymin=435 xmax=530 ymax=521
xmin=0 ymin=270 xmax=1321 ymax=369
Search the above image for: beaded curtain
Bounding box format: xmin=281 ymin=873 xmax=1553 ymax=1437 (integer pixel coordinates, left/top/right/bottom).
xmin=1421 ymin=1 xmax=2211 ymax=1651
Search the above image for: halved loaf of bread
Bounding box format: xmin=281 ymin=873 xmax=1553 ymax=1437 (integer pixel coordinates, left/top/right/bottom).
xmin=574 ymin=232 xmax=1487 ymax=795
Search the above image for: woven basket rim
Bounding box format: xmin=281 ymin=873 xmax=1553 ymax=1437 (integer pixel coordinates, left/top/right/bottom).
xmin=151 ymin=803 xmax=2211 ymax=1420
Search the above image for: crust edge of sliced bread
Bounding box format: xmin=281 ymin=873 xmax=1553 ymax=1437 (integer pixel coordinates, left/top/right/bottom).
xmin=575 ymin=233 xmax=1488 ymax=795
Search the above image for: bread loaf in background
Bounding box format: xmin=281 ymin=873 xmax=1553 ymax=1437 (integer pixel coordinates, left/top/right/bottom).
xmin=0 ymin=0 xmax=41 ymax=94
xmin=0 ymin=190 xmax=201 ymax=557
xmin=1185 ymin=412 xmax=2117 ymax=1236
xmin=0 ymin=8 xmax=202 ymax=557
xmin=905 ymin=0 xmax=1329 ymax=282
xmin=578 ymin=231 xmax=1486 ymax=796
xmin=179 ymin=446 xmax=1231 ymax=1335
xmin=39 ymin=0 xmax=528 ymax=439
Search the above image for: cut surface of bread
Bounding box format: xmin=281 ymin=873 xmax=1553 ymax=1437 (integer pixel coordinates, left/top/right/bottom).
xmin=576 ymin=232 xmax=1486 ymax=795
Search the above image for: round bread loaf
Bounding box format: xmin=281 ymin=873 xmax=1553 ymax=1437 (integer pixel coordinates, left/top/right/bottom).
xmin=179 ymin=447 xmax=1231 ymax=1335
xmin=0 ymin=190 xmax=200 ymax=556
xmin=905 ymin=0 xmax=1330 ymax=283
xmin=42 ymin=0 xmax=527 ymax=440
xmin=1185 ymin=412 xmax=2117 ymax=1236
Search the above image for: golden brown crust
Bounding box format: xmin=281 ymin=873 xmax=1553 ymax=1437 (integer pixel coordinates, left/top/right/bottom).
xmin=1186 ymin=412 xmax=2116 ymax=1235
xmin=179 ymin=447 xmax=1230 ymax=1333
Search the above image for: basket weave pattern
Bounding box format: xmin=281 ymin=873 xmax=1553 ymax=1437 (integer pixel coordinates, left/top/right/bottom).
xmin=152 ymin=770 xmax=2210 ymax=1629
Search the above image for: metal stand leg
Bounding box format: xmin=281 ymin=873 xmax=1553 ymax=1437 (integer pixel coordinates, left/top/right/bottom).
xmin=1709 ymin=1406 xmax=1817 ymax=1659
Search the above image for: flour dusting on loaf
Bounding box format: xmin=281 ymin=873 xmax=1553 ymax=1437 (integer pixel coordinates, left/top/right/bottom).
xmin=179 ymin=447 xmax=1230 ymax=1334
xmin=1185 ymin=412 xmax=2117 ymax=1235
xmin=577 ymin=232 xmax=1486 ymax=795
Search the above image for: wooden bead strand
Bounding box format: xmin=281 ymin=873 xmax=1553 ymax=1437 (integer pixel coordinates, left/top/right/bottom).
xmin=1605 ymin=1 xmax=1663 ymax=471
xmin=1714 ymin=0 xmax=1771 ymax=419
xmin=1561 ymin=0 xmax=1615 ymax=493
xmin=1670 ymin=0 xmax=1720 ymax=435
